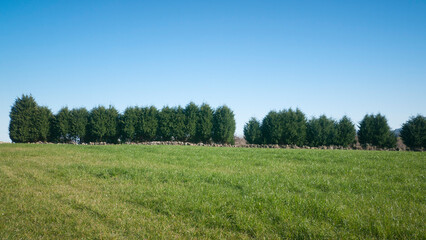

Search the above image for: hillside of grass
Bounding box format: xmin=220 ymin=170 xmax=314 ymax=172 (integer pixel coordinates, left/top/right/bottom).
xmin=0 ymin=144 xmax=425 ymax=239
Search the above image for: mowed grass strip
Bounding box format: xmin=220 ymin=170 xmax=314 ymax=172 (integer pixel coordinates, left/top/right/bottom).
xmin=0 ymin=144 xmax=424 ymax=239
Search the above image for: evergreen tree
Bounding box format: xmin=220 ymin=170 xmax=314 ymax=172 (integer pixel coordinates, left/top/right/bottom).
xmin=70 ymin=108 xmax=89 ymax=143
xmin=136 ymin=106 xmax=158 ymax=141
xmin=36 ymin=106 xmax=53 ymax=142
xmin=400 ymin=115 xmax=426 ymax=149
xmin=88 ymin=106 xmax=107 ymax=142
xmin=87 ymin=106 xmax=119 ymax=143
xmin=306 ymin=115 xmax=337 ymax=147
xmin=48 ymin=114 xmax=60 ymax=143
xmin=56 ymin=107 xmax=72 ymax=143
xmin=261 ymin=111 xmax=282 ymax=144
xmin=9 ymin=95 xmax=39 ymax=143
xmin=196 ymin=103 xmax=213 ymax=143
xmin=358 ymin=114 xmax=396 ymax=148
xmin=212 ymin=105 xmax=236 ymax=144
xmin=157 ymin=106 xmax=174 ymax=141
xmin=280 ymin=108 xmax=307 ymax=146
xmin=184 ymin=102 xmax=199 ymax=142
xmin=244 ymin=118 xmax=262 ymax=144
xmin=336 ymin=115 xmax=356 ymax=147
xmin=105 ymin=106 xmax=119 ymax=143
xmin=121 ymin=107 xmax=138 ymax=142
xmin=172 ymin=106 xmax=186 ymax=141
xmin=358 ymin=114 xmax=374 ymax=146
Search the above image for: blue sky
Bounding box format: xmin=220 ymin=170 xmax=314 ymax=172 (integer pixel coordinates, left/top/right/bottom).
xmin=1 ymin=0 xmax=425 ymax=142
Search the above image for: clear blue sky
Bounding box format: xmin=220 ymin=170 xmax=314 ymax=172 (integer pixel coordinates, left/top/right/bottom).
xmin=1 ymin=0 xmax=425 ymax=142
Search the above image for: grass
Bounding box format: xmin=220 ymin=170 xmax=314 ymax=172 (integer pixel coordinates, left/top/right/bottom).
xmin=0 ymin=144 xmax=425 ymax=239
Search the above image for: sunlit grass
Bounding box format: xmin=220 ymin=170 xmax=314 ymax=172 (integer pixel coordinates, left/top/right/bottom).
xmin=0 ymin=144 xmax=424 ymax=239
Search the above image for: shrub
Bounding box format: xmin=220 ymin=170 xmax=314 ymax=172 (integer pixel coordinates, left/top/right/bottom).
xmin=212 ymin=105 xmax=236 ymax=144
xmin=400 ymin=115 xmax=426 ymax=149
xmin=244 ymin=118 xmax=262 ymax=144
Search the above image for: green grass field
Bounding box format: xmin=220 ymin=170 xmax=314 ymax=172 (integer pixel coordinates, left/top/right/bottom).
xmin=0 ymin=144 xmax=424 ymax=239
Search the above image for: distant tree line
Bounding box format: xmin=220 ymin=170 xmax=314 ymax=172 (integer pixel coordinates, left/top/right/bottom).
xmin=244 ymin=108 xmax=425 ymax=149
xmin=9 ymin=95 xmax=236 ymax=144
xmin=8 ymin=95 xmax=425 ymax=149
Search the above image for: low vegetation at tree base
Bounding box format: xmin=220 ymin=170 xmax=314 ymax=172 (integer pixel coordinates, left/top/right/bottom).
xmin=9 ymin=95 xmax=236 ymax=145
xmin=0 ymin=144 xmax=424 ymax=239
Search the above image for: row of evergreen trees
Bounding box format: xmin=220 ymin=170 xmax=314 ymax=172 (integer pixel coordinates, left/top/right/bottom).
xmin=244 ymin=108 xmax=425 ymax=149
xmin=243 ymin=109 xmax=358 ymax=147
xmin=9 ymin=95 xmax=425 ymax=149
xmin=9 ymin=95 xmax=236 ymax=144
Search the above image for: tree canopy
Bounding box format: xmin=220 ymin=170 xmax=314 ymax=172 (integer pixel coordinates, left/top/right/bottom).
xmin=358 ymin=114 xmax=396 ymax=148
xmin=212 ymin=106 xmax=236 ymax=144
xmin=244 ymin=118 xmax=262 ymax=144
xmin=400 ymin=115 xmax=425 ymax=149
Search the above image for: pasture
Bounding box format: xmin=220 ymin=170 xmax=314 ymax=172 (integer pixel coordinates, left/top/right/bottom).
xmin=0 ymin=144 xmax=424 ymax=239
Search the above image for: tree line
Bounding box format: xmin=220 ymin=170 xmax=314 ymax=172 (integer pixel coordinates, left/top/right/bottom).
xmin=9 ymin=95 xmax=236 ymax=144
xmin=244 ymin=108 xmax=425 ymax=149
xmin=8 ymin=95 xmax=425 ymax=149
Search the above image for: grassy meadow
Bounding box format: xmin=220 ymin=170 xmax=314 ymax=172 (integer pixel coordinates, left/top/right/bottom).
xmin=0 ymin=144 xmax=425 ymax=239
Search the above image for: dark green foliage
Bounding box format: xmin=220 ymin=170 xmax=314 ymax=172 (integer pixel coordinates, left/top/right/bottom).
xmin=120 ymin=107 xmax=138 ymax=142
xmin=105 ymin=106 xmax=119 ymax=143
xmin=261 ymin=111 xmax=282 ymax=144
xmin=36 ymin=106 xmax=54 ymax=142
xmin=172 ymin=106 xmax=186 ymax=141
xmin=9 ymin=95 xmax=39 ymax=143
xmin=56 ymin=107 xmax=72 ymax=143
xmin=358 ymin=114 xmax=396 ymax=148
xmin=306 ymin=115 xmax=337 ymax=147
xmin=336 ymin=116 xmax=356 ymax=147
xmin=48 ymin=115 xmax=60 ymax=143
xmin=157 ymin=106 xmax=174 ymax=141
xmin=88 ymin=106 xmax=106 ymax=142
xmin=136 ymin=106 xmax=158 ymax=142
xmin=357 ymin=114 xmax=374 ymax=146
xmin=9 ymin=95 xmax=53 ymax=143
xmin=280 ymin=108 xmax=307 ymax=146
xmin=88 ymin=106 xmax=119 ymax=143
xmin=69 ymin=108 xmax=89 ymax=143
xmin=400 ymin=115 xmax=426 ymax=149
xmin=9 ymin=95 xmax=240 ymax=144
xmin=184 ymin=102 xmax=199 ymax=142
xmin=196 ymin=103 xmax=213 ymax=143
xmin=244 ymin=118 xmax=262 ymax=144
xmin=212 ymin=105 xmax=236 ymax=144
